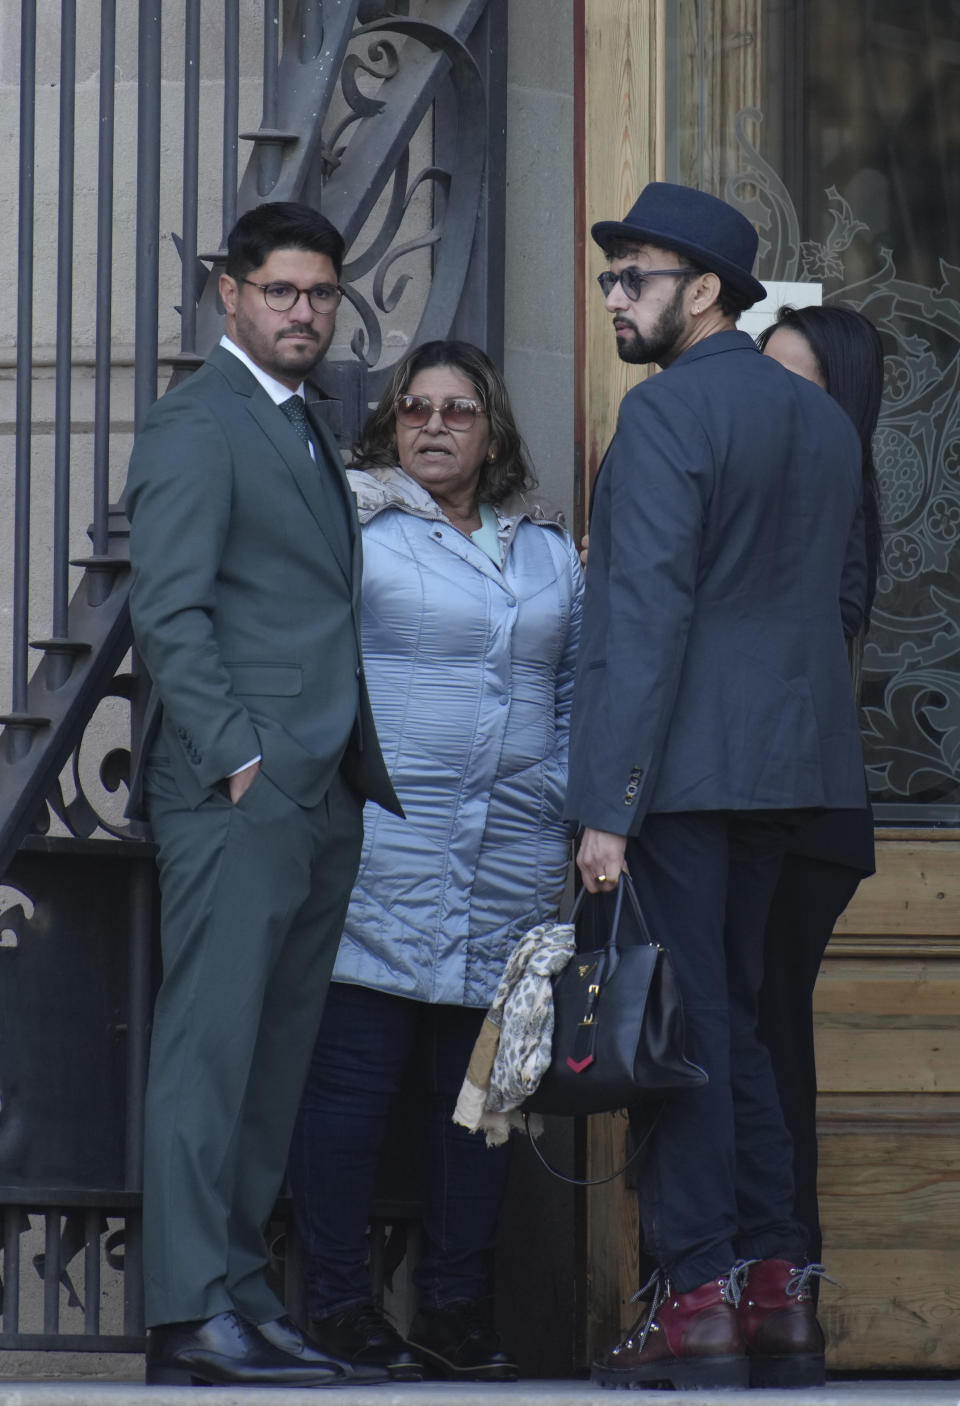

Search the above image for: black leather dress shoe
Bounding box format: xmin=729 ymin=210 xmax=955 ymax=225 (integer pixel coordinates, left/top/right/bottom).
xmin=310 ymin=1301 xmax=424 ymax=1381
xmin=145 ymin=1309 xmax=347 ymax=1386
xmin=258 ymin=1312 xmax=389 ymax=1383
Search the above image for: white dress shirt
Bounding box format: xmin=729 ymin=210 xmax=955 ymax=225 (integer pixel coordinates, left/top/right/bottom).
xmin=218 ymin=335 xmax=314 ymax=774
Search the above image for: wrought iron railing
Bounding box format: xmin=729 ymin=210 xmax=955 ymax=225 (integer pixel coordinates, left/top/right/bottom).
xmin=0 ymin=0 xmax=505 ymax=1354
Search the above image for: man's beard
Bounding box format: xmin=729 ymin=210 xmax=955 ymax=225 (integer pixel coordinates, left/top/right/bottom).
xmin=233 ymin=304 xmax=331 ymax=382
xmin=615 ymin=282 xmax=687 ymax=365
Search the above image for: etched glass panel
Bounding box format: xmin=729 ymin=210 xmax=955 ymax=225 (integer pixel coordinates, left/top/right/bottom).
xmin=667 ymin=0 xmax=960 ymax=819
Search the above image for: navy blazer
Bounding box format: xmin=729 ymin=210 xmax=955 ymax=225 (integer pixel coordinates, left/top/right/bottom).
xmin=565 ymin=330 xmax=868 ymax=835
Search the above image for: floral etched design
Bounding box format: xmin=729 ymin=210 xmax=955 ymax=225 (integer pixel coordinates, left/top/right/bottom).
xmin=798 ymin=188 xmax=868 ymax=282
xmin=728 ymin=114 xmax=960 ymax=816
xmin=874 ymin=428 xmax=925 ymax=526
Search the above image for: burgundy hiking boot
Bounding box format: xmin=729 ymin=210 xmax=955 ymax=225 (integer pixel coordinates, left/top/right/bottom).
xmin=590 ymin=1270 xmax=749 ymax=1391
xmin=737 ymin=1258 xmax=830 ymax=1388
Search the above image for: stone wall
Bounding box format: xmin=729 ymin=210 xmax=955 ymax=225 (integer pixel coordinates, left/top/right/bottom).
xmin=504 ymin=0 xmax=575 ymax=526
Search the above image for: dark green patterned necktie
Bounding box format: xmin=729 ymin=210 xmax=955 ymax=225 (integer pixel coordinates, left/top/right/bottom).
xmin=280 ymin=394 xmax=312 ymax=450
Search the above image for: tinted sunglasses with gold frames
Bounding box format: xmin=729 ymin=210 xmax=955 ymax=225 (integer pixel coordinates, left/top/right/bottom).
xmin=394 ymin=395 xmax=486 ymax=431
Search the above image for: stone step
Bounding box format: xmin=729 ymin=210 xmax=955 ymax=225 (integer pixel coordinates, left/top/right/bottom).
xmin=0 ymin=1378 xmax=958 ymax=1405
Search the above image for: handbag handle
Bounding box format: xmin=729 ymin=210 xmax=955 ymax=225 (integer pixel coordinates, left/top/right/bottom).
xmin=521 ymin=1106 xmax=662 ymax=1186
xmin=609 ymin=870 xmax=657 ymax=948
xmin=566 ymin=870 xmax=657 ymax=952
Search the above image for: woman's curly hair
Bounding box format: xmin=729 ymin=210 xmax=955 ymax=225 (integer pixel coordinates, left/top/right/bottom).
xmin=350 ymin=340 xmax=536 ymax=506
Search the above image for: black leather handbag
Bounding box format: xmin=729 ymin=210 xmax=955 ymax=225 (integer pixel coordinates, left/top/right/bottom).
xmin=524 ymin=873 xmax=707 ymax=1116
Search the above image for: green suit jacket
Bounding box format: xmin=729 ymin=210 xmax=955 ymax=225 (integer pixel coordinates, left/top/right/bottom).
xmin=126 ymin=344 xmax=400 ymax=818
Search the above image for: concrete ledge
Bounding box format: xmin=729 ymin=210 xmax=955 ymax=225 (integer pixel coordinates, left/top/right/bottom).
xmin=1 ymin=1380 xmax=960 ymax=1406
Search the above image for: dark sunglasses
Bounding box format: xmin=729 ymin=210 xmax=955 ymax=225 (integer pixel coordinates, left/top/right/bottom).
xmin=596 ymin=267 xmax=694 ymax=302
xmin=395 ymin=394 xmax=485 ymax=431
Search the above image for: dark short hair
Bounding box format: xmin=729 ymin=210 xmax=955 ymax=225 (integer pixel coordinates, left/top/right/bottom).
xmin=603 ymin=238 xmax=753 ymax=317
xmin=351 ymin=340 xmax=536 ymax=506
xmin=224 ymin=201 xmax=345 ymax=281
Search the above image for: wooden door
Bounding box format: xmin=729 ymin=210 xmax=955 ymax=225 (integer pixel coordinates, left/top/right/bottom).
xmin=576 ymin=0 xmax=960 ymax=1373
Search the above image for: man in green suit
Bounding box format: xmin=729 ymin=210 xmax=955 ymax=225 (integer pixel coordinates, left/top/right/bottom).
xmin=126 ymin=202 xmax=401 ymax=1387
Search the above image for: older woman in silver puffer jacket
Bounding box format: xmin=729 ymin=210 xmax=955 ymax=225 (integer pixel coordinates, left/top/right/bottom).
xmin=288 ymin=341 xmax=582 ymax=1385
xmin=339 ymin=463 xmax=579 ymax=1006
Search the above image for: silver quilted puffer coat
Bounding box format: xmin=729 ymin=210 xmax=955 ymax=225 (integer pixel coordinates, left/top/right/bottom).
xmin=332 ymin=465 xmax=584 ymax=1007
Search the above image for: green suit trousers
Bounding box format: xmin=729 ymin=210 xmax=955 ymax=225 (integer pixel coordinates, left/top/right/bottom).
xmin=141 ymin=752 xmax=362 ymax=1327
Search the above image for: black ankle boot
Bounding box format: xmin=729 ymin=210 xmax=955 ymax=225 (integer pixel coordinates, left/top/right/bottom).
xmin=309 ymin=1301 xmax=423 ymax=1381
xmin=407 ymin=1299 xmax=518 ymax=1381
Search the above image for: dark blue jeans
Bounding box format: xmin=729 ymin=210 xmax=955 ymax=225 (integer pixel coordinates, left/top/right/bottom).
xmin=625 ymin=812 xmax=808 ymax=1293
xmin=288 ymin=982 xmax=513 ymax=1318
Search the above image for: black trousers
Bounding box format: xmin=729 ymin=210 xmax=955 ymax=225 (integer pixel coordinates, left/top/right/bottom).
xmin=624 ymin=811 xmax=807 ymax=1292
xmin=758 ymin=853 xmax=864 ymax=1263
xmin=289 ymin=983 xmax=513 ymax=1319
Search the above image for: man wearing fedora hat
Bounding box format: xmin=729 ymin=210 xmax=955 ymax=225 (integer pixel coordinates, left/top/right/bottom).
xmin=565 ymin=183 xmax=868 ymax=1390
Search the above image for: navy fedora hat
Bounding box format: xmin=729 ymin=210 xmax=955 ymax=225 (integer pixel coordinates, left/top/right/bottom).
xmin=592 ymin=182 xmax=766 ymax=307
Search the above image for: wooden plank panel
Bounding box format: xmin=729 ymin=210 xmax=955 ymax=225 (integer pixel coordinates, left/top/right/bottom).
xmin=819 ymin=1250 xmax=960 ymax=1371
xmin=835 ymin=837 xmax=960 ymax=936
xmin=819 ymin=1128 xmax=960 ymax=1248
xmin=583 ymin=1112 xmax=641 ymax=1359
xmin=817 ymin=1092 xmax=960 ymax=1127
xmin=579 ymin=1 xmax=665 ymax=1362
xmin=579 ymin=0 xmax=666 ymax=499
xmin=815 ymin=961 xmax=960 ymax=1015
xmin=815 ymin=1027 xmax=960 ymax=1094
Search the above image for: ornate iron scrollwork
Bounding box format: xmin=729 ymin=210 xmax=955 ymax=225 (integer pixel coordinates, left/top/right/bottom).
xmin=321 ymin=13 xmax=487 ymax=397
xmin=28 ymin=677 xmax=136 ymax=843
xmin=0 ymin=884 xmax=34 ymax=948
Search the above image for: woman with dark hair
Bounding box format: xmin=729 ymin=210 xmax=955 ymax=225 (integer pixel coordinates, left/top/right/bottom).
xmin=757 ymin=304 xmax=883 ymax=642
xmin=757 ymin=304 xmax=884 ymax=1265
xmin=288 ymin=340 xmax=583 ymax=1381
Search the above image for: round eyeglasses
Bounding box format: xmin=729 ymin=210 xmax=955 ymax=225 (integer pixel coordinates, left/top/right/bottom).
xmin=596 ymin=267 xmax=695 ymax=302
xmin=238 ymin=277 xmax=344 ymax=315
xmin=394 ymin=395 xmax=485 ymax=431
